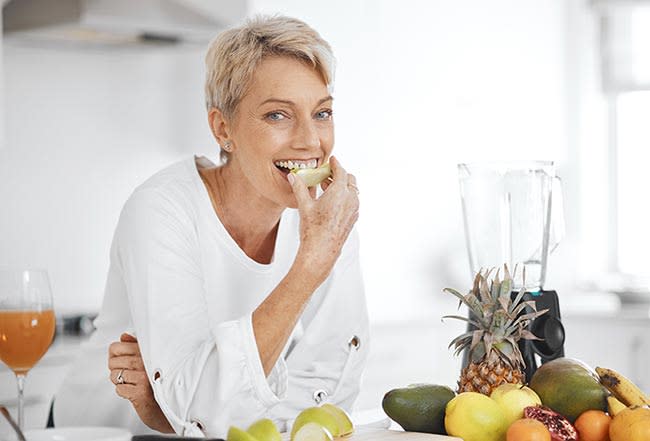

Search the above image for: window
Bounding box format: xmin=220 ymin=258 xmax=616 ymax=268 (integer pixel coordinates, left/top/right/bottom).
xmin=594 ymin=1 xmax=650 ymax=280
xmin=616 ymin=91 xmax=650 ymax=276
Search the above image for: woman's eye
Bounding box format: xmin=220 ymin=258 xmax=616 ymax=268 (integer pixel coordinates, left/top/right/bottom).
xmin=315 ymin=109 xmax=333 ymax=120
xmin=266 ymin=112 xmax=286 ymax=121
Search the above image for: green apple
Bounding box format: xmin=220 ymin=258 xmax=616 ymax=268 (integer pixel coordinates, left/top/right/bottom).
xmin=291 ymin=407 xmax=340 ymax=440
xmin=292 ymin=422 xmax=333 ymax=441
xmin=320 ymin=403 xmax=354 ymax=436
xmin=247 ymin=418 xmax=281 ymax=441
xmin=291 ymin=163 xmax=331 ymax=187
xmin=227 ymin=426 xmax=259 ymax=441
xmin=490 ymin=383 xmax=542 ymax=426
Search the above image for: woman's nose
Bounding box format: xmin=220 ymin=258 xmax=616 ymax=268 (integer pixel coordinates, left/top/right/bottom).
xmin=293 ymin=118 xmax=320 ymax=150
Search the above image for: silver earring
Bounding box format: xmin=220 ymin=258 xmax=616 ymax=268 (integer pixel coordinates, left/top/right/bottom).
xmin=222 ymin=141 xmax=232 ymax=152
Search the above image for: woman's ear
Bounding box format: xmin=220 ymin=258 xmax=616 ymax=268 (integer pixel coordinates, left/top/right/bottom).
xmin=207 ymin=108 xmax=231 ymax=145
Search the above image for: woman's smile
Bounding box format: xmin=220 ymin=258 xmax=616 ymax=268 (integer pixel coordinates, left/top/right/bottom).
xmin=273 ymin=158 xmax=320 ymax=176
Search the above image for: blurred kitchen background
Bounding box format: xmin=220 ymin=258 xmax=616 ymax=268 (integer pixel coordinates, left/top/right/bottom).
xmin=1 ymin=0 xmax=649 ymax=432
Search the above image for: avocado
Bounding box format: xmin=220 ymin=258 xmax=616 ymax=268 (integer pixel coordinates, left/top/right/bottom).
xmin=382 ymin=384 xmax=456 ymax=434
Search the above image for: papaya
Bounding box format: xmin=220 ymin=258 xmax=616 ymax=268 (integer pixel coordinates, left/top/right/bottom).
xmin=529 ymin=357 xmax=609 ymax=423
xmin=382 ymin=384 xmax=455 ymax=434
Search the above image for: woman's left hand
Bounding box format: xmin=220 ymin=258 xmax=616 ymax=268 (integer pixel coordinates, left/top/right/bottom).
xmin=108 ymin=333 xmax=174 ymax=433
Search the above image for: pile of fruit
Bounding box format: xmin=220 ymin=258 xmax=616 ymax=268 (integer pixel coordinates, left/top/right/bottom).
xmin=227 ymin=403 xmax=353 ymax=441
xmin=382 ymin=266 xmax=650 ymax=441
xmin=384 ymin=363 xmax=650 ymax=441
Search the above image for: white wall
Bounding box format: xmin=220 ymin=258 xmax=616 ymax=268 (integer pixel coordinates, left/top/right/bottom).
xmin=1 ymin=1 xmax=573 ymax=321
xmin=0 ymin=41 xmax=215 ymax=313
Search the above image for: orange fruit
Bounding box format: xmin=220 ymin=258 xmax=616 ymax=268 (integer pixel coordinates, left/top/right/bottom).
xmin=506 ymin=418 xmax=551 ymax=441
xmin=575 ymin=409 xmax=611 ymax=441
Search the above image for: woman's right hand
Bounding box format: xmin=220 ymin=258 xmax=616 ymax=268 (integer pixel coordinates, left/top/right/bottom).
xmin=288 ymin=156 xmax=359 ymax=283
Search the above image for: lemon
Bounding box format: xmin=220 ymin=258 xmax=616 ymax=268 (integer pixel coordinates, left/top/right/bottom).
xmin=444 ymin=392 xmax=509 ymax=441
xmin=490 ymin=383 xmax=542 ymax=426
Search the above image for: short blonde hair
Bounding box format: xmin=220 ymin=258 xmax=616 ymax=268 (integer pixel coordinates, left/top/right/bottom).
xmin=205 ymin=14 xmax=335 ymax=121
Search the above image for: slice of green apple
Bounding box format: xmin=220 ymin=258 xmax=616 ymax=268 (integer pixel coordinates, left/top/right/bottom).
xmin=291 ymin=163 xmax=331 ymax=187
xmin=227 ymin=426 xmax=259 ymax=441
xmin=292 ymin=422 xmax=333 ymax=441
xmin=321 ymin=403 xmax=354 ymax=436
xmin=290 ymin=407 xmax=340 ymax=440
xmin=247 ymin=418 xmax=281 ymax=441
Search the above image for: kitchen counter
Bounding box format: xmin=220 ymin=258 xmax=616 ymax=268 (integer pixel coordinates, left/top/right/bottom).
xmin=1 ymin=296 xmax=648 ymax=436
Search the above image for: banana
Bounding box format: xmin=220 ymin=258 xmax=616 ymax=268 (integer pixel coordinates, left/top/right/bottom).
xmin=596 ymin=367 xmax=650 ymax=407
xmin=607 ymin=395 xmax=627 ymax=416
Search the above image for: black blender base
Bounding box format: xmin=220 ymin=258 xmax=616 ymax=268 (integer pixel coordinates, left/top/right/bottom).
xmin=462 ymin=289 xmax=566 ymax=383
xmin=518 ymin=289 xmax=565 ymax=383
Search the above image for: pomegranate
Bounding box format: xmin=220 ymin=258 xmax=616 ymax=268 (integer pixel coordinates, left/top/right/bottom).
xmin=524 ymin=406 xmax=579 ymax=441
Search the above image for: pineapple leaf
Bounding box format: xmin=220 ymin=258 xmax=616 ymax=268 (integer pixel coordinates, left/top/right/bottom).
xmin=499 ymin=277 xmax=512 ymax=298
xmin=509 ymin=287 xmax=527 ymax=315
xmin=441 ymin=315 xmax=482 ymax=328
xmin=470 ymin=329 xmax=484 ymax=351
xmin=520 ymin=329 xmax=543 ymax=341
xmin=483 ymin=332 xmax=494 ymax=357
xmin=479 ymin=276 xmax=492 ymax=304
xmin=469 ymin=341 xmax=486 ymax=362
xmin=514 ymin=308 xmax=549 ymax=324
xmin=512 ymin=300 xmax=537 ymax=315
xmin=448 ymin=332 xmax=473 ymax=350
xmin=443 ymin=288 xmax=488 ymax=325
xmin=491 ymin=309 xmax=508 ymax=332
xmin=504 ymin=263 xmax=512 ymax=281
xmin=498 ymin=295 xmax=511 ymax=314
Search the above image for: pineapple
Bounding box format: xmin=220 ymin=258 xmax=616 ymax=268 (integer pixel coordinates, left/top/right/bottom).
xmin=443 ymin=265 xmax=548 ymax=395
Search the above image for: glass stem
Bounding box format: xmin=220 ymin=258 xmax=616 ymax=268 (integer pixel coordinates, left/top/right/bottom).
xmin=16 ymin=373 xmax=26 ymax=430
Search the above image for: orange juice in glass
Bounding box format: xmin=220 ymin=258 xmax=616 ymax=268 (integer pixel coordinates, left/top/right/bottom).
xmin=0 ymin=269 xmax=55 ymax=430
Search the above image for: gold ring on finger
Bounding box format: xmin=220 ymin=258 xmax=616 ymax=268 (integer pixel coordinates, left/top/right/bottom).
xmin=116 ymin=369 xmax=125 ymax=384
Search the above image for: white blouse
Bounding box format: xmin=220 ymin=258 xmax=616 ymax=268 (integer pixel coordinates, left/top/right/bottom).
xmin=54 ymin=157 xmax=370 ymax=438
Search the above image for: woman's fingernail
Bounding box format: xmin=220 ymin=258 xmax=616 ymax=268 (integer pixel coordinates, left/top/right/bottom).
xmin=287 ymin=173 xmax=295 ymax=185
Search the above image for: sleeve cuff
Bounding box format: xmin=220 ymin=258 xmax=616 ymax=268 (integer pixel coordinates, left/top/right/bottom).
xmin=239 ymin=314 xmax=288 ymax=405
xmin=212 ymin=314 xmax=288 ymax=408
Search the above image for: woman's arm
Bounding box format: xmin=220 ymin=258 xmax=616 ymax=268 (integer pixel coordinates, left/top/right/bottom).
xmin=253 ymin=157 xmax=360 ymax=376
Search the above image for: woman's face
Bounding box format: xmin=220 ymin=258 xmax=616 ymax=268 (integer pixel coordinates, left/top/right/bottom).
xmin=226 ymin=55 xmax=334 ymax=209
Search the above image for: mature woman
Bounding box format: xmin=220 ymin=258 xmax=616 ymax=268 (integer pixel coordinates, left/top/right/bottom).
xmin=53 ymin=15 xmax=369 ymax=438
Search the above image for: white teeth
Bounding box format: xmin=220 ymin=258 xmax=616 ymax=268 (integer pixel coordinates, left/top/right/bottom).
xmin=274 ymin=159 xmax=318 ymax=170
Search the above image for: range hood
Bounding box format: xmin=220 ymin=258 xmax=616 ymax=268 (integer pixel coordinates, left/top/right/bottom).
xmin=3 ymin=0 xmax=248 ymax=45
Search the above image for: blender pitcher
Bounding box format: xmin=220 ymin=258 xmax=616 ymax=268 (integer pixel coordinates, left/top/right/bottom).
xmin=458 ymin=161 xmax=564 ymax=291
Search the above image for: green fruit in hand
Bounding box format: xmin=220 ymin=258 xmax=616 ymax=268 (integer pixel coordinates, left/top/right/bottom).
xmin=529 ymin=357 xmax=608 ymax=423
xmin=247 ymin=418 xmax=281 ymax=441
xmin=227 ymin=426 xmax=259 ymax=441
xmin=291 ymin=163 xmax=331 ymax=187
xmin=490 ymin=383 xmax=542 ymax=427
xmin=291 ymin=407 xmax=340 ymax=440
xmin=382 ymin=384 xmax=456 ymax=434
xmin=320 ymin=404 xmax=354 ymax=436
xmin=292 ymin=422 xmax=333 ymax=441
xmin=444 ymin=392 xmax=509 ymax=441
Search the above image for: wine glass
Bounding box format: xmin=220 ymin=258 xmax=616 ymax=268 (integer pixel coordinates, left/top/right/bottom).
xmin=0 ymin=269 xmax=56 ymax=431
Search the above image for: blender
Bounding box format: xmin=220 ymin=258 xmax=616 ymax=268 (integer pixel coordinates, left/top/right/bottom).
xmin=458 ymin=161 xmax=566 ymax=381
